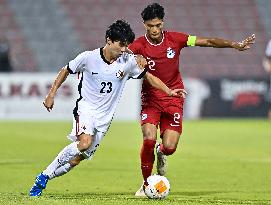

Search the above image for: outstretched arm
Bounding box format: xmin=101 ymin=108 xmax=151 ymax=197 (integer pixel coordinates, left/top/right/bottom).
xmin=43 ymin=66 xmax=70 ymax=112
xmin=195 ymin=34 xmax=255 ymax=51
xmin=144 ymin=72 xmax=187 ymax=98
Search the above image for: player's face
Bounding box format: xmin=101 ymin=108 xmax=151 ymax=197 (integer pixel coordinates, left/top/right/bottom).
xmin=144 ymin=18 xmax=164 ymax=42
xmin=108 ymin=40 xmax=127 ymax=60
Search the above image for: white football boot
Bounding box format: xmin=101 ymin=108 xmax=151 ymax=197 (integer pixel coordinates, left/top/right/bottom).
xmin=156 ymin=143 xmax=167 ymax=176
xmin=134 ymin=183 xmax=146 ymax=197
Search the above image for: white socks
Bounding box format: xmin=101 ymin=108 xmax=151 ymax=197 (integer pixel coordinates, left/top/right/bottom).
xmin=43 ymin=142 xmax=80 ymax=178
xmin=48 ymin=163 xmax=72 ymax=179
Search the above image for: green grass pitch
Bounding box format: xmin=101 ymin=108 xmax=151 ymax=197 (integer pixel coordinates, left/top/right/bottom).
xmin=0 ymin=119 xmax=271 ymax=205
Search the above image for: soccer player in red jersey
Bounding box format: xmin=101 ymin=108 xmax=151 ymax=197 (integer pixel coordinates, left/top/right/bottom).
xmin=128 ymin=3 xmax=255 ymax=196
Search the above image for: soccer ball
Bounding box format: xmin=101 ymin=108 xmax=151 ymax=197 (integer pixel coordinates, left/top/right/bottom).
xmin=144 ymin=174 xmax=170 ymax=199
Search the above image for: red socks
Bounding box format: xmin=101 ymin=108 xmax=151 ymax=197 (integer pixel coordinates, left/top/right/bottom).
xmin=140 ymin=140 xmax=177 ymax=185
xmin=140 ymin=139 xmax=156 ymax=184
xmin=159 ymin=143 xmax=176 ymax=155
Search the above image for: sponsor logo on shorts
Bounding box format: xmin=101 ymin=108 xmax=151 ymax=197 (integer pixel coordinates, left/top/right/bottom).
xmin=141 ymin=113 xmax=147 ymax=121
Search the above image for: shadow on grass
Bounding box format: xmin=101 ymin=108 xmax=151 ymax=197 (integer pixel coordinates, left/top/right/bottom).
xmin=41 ymin=190 xmax=227 ymax=200
xmin=45 ymin=192 xmax=138 ymax=199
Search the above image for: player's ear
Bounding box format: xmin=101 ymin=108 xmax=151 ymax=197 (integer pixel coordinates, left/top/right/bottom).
xmin=160 ymin=21 xmax=164 ymax=28
xmin=143 ymin=22 xmax=147 ymax=30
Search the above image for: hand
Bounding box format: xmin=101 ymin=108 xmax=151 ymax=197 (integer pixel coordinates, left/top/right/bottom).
xmin=232 ymin=34 xmax=256 ymax=51
xmin=135 ymin=54 xmax=147 ymax=70
xmin=169 ymin=89 xmax=187 ymax=98
xmin=43 ymin=94 xmax=55 ymax=112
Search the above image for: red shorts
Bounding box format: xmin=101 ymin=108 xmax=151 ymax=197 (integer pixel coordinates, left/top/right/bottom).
xmin=140 ymin=100 xmax=184 ymax=136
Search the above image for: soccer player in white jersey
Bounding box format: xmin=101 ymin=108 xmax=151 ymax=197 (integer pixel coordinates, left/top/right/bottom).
xmin=29 ymin=19 xmax=187 ymax=197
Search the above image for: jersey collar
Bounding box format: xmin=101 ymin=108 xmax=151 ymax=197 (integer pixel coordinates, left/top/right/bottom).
xmin=144 ymin=31 xmax=164 ymax=46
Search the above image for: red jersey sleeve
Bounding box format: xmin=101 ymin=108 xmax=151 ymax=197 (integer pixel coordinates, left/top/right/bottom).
xmin=170 ymin=32 xmax=189 ymax=48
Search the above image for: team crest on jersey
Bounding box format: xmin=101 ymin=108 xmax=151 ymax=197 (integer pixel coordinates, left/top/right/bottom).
xmin=116 ymin=70 xmax=124 ymax=79
xmin=167 ymin=47 xmax=175 ymax=58
xmin=141 ymin=113 xmax=148 ymax=121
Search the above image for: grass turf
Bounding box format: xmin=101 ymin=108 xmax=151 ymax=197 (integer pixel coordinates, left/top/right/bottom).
xmin=0 ymin=119 xmax=270 ymax=205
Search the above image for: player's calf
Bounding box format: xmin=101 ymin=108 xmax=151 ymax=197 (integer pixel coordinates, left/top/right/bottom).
xmin=156 ymin=143 xmax=177 ymax=176
xmin=69 ymin=154 xmax=85 ymax=166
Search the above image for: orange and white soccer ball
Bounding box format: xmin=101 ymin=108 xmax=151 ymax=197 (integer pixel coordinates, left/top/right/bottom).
xmin=144 ymin=174 xmax=170 ymax=199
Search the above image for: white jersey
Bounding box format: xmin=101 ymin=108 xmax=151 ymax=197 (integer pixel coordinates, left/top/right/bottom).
xmin=67 ymin=47 xmax=146 ymax=132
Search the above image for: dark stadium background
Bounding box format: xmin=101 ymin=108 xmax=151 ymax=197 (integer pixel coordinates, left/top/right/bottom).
xmin=1 ymin=0 xmax=270 ymax=120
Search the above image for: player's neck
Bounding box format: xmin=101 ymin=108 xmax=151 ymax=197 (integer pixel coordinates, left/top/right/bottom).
xmin=146 ymin=33 xmax=163 ymax=44
xmin=102 ymin=46 xmax=115 ymax=63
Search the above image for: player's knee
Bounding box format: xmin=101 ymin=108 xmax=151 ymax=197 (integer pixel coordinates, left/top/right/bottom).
xmin=79 ymin=142 xmax=90 ymax=151
xmin=142 ymin=128 xmax=156 ymax=141
xmin=78 ymin=136 xmax=92 ymax=151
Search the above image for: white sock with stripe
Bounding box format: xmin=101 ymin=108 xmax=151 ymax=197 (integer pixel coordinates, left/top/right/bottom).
xmin=48 ymin=163 xmax=73 ymax=179
xmin=42 ymin=142 xmax=80 ymax=177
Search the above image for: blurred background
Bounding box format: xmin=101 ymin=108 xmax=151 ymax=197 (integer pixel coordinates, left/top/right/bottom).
xmin=0 ymin=0 xmax=270 ymax=120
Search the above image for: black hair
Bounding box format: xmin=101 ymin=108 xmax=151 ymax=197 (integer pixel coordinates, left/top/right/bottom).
xmin=105 ymin=19 xmax=135 ymax=45
xmin=141 ymin=3 xmax=165 ymax=22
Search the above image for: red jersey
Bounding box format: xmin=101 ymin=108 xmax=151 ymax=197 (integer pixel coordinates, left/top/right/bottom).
xmin=129 ymin=31 xmax=189 ymax=105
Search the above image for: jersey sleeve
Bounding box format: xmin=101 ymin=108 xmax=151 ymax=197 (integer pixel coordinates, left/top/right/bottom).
xmin=172 ymin=32 xmax=191 ymax=48
xmin=128 ymin=54 xmax=147 ymax=79
xmin=67 ymin=51 xmax=88 ymax=74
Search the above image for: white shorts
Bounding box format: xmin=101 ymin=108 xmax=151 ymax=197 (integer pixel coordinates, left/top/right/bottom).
xmin=67 ymin=111 xmax=106 ymax=160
